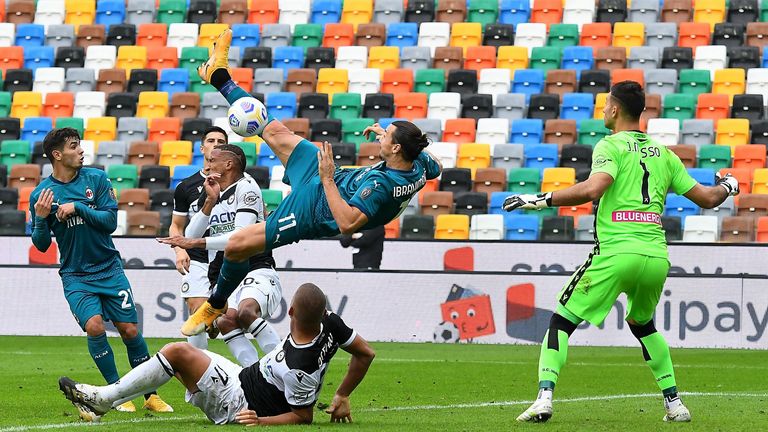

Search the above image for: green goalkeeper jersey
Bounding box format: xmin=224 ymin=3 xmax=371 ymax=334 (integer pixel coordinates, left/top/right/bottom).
xmin=589 ymin=131 xmax=697 ymax=259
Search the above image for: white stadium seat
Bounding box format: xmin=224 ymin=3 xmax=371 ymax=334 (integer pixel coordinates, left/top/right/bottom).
xmin=84 ymin=45 xmax=117 ymax=73
xmin=418 ymin=22 xmax=450 ymax=56
xmin=427 ymin=92 xmax=461 ymax=127
xmin=682 ymin=215 xmax=719 ymax=242
xmin=476 ymin=118 xmax=511 ymax=145
xmin=73 ymin=92 xmax=106 ymax=119
xmin=470 ymin=214 xmax=505 ymax=240
xmin=646 ymin=118 xmax=680 ymax=146
xmin=336 ymin=46 xmax=369 ymax=70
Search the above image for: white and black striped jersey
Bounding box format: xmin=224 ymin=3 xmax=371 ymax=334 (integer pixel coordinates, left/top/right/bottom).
xmin=199 ymin=174 xmax=276 ymax=281
xmin=238 ymin=312 xmax=356 ymax=417
xmin=172 ymin=170 xmax=208 ymax=264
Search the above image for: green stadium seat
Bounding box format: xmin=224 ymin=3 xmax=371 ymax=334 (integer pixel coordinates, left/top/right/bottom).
xmin=158 ymin=0 xmax=188 ymax=24
xmin=698 ymin=145 xmax=732 ymax=171
xmin=262 ymin=189 xmax=283 ymax=214
xmin=0 ymin=140 xmax=31 ymax=168
xmin=530 ymin=46 xmax=562 ymax=72
xmin=232 ymin=142 xmax=257 ymax=166
xmin=189 ymin=68 xmax=216 ymax=94
xmin=663 ymin=93 xmax=696 ymax=121
xmin=107 ymin=164 xmax=139 ymax=195
xmin=578 ymin=119 xmax=611 ymax=146
xmin=547 ymin=24 xmax=579 ymax=48
xmin=468 ymin=0 xmax=500 ymax=27
xmin=508 ymin=167 xmax=541 ymax=193
xmin=761 ymin=0 xmax=768 ymax=21
xmin=342 ymin=118 xmax=375 ymax=146
xmin=330 ymin=92 xmax=363 ymax=120
xmin=56 ymin=117 xmax=84 ymax=136
xmin=292 ymin=24 xmax=323 ymax=50
xmin=679 ymin=70 xmax=712 ymax=97
xmin=180 ymin=47 xmax=211 ymax=71
xmin=414 ymin=69 xmax=446 ymax=96
xmin=0 ymin=92 xmax=10 ymax=117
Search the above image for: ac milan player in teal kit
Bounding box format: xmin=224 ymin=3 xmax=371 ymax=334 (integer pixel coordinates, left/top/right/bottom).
xmin=29 ymin=128 xmax=173 ymax=416
xmin=157 ymin=29 xmax=443 ymax=337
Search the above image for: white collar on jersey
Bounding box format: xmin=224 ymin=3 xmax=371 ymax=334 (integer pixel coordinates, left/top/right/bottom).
xmin=287 ymin=324 xmax=324 ymax=349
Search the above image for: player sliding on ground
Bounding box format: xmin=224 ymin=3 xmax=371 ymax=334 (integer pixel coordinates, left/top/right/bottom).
xmin=60 ymin=283 xmax=375 ymax=425
xmin=29 ymin=128 xmax=174 ymax=415
xmin=158 ymin=29 xmax=442 ymax=337
xmin=505 ymin=81 xmax=740 ymax=423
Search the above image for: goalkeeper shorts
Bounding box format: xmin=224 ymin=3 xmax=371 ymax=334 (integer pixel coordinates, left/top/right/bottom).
xmin=556 ymin=253 xmax=670 ymax=326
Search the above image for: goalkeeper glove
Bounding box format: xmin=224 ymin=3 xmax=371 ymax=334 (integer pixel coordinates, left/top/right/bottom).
xmin=715 ymin=172 xmax=739 ymax=197
xmin=502 ymin=193 xmax=553 ymax=212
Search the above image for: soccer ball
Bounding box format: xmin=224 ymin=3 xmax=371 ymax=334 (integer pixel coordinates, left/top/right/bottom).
xmin=433 ymin=321 xmax=460 ymax=343
xmin=227 ymin=97 xmax=269 ymax=138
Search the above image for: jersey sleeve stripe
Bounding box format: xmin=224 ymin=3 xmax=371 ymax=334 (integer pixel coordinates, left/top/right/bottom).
xmin=172 ymin=210 xmax=188 ymax=217
xmin=236 ymin=208 xmax=260 ymax=215
xmin=340 ymin=330 xmax=357 ymax=348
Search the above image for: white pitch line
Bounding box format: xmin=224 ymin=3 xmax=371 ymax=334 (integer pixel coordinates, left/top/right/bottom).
xmin=3 ymin=391 xmax=766 ymax=431
xmin=374 ymin=357 xmax=768 ymax=370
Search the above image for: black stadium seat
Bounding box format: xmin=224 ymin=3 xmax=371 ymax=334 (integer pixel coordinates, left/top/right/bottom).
xmin=578 ymin=69 xmax=611 ymax=96
xmin=541 ymin=216 xmax=575 ymax=241
xmin=139 ymin=165 xmax=171 ymax=192
xmin=187 ymin=0 xmax=218 ymax=24
xmin=712 ymin=23 xmax=745 ymax=48
xmin=527 ymin=94 xmax=560 ymax=121
xmin=731 ymin=95 xmax=765 ymax=122
xmin=298 ymin=93 xmax=330 ymax=120
xmin=446 ymin=69 xmax=478 ymax=96
xmin=0 ymin=118 xmax=21 ymax=142
xmin=245 ymin=166 xmax=270 ymax=190
xmin=560 ymin=145 xmax=593 ymax=171
xmin=483 ymin=24 xmax=515 ymax=47
xmin=461 ymin=94 xmax=493 ymax=120
xmin=401 ymin=214 xmax=435 ymax=239
xmin=728 ymin=46 xmax=760 ymax=70
xmin=405 ymin=0 xmax=436 ymax=24
xmin=310 ymin=119 xmax=342 ymax=143
xmin=55 ymin=46 xmax=85 ymax=69
xmin=242 ymin=47 xmax=272 ymax=69
xmin=454 ymin=192 xmax=488 ymax=216
xmin=0 ymin=210 xmax=26 ymax=235
xmin=106 ymin=24 xmax=137 ymax=47
xmin=106 ymin=93 xmax=138 ymax=118
xmin=596 ymin=0 xmax=628 ymax=25
xmin=0 ymin=187 xmax=19 ymax=211
xmin=363 ymin=93 xmax=395 ymax=120
xmin=304 ymin=47 xmax=335 ymax=70
xmin=181 ymin=118 xmax=213 ymax=142
xmin=661 ymin=47 xmax=693 ymax=72
xmin=3 ymin=69 xmax=33 ymax=93
xmin=439 ymin=168 xmax=473 ymax=193
xmin=128 ymin=69 xmax=158 ymax=93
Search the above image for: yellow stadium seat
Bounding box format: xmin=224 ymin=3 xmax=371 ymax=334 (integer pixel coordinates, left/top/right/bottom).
xmin=159 ymin=140 xmax=193 ymax=174
xmin=316 ymin=68 xmax=348 ymax=102
xmin=694 ymin=0 xmax=726 ymax=31
xmin=542 ymin=167 xmax=576 ymax=192
xmin=198 ymin=24 xmax=230 ymax=49
xmin=137 ymin=91 xmax=170 ymax=119
xmin=116 ymin=46 xmax=147 ymax=77
xmin=753 ymin=169 xmax=768 ymax=194
xmin=712 ymin=68 xmax=745 ymax=103
xmin=497 ymin=46 xmax=529 ymax=72
xmin=65 ymin=0 xmax=96 ymax=30
xmin=450 ymin=22 xmax=482 ymax=52
xmin=11 ymin=91 xmax=42 ymax=119
xmin=612 ymin=22 xmax=645 ymax=54
xmin=456 ymin=143 xmax=491 ymax=177
xmin=367 ymin=46 xmax=399 ymax=73
xmin=435 ymin=214 xmax=470 ymax=239
xmin=341 ymin=0 xmax=373 ymax=30
xmin=715 ymin=118 xmax=750 ymax=153
xmin=594 ymin=93 xmax=608 ymax=119
xmin=84 ymin=117 xmax=117 ymax=144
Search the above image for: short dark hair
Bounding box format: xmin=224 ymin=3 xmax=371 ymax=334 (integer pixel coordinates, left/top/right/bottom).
xmin=214 ymin=144 xmax=247 ymax=172
xmin=42 ymin=128 xmax=80 ymax=165
xmin=203 ymin=126 xmax=229 ymax=144
xmin=391 ymin=120 xmax=430 ymax=162
xmin=609 ymin=81 xmax=645 ymax=120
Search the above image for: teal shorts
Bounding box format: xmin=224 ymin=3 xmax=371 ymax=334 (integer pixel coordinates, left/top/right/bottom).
xmin=63 ymin=273 xmax=138 ymax=331
xmin=264 ymin=139 xmax=338 ymax=251
xmin=558 ymin=253 xmax=670 ymax=326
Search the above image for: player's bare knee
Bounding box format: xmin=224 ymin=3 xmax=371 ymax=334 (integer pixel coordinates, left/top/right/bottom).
xmin=217 ymin=311 xmax=239 ymax=334
xmin=236 ymin=304 xmax=261 ymax=328
xmin=84 ymin=316 xmax=105 ymax=336
xmin=116 ymin=323 xmax=138 ymax=340
xmin=160 ymin=342 xmax=193 ymax=361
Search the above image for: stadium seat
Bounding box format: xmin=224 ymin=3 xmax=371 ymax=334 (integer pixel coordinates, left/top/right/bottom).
xmin=662 ymin=47 xmax=694 ymax=73
xmin=432 ymin=46 xmax=463 ymax=73
xmin=669 ymin=145 xmax=697 ymax=168
xmin=75 ymin=24 xmax=106 ymax=49
xmin=560 ymin=144 xmax=592 ymax=171
xmin=84 ymin=116 xmax=117 ymax=143
xmin=665 ymin=193 xmax=700 ymax=227
xmin=362 ymin=92 xmax=393 ymax=119
xmin=439 ymin=168 xmax=473 ymax=193
xmin=694 ymin=0 xmax=726 ymax=31
xmin=732 ymin=145 xmax=767 ymax=171
xmin=476 ymin=118 xmax=510 ymax=145
xmin=578 ymin=69 xmax=611 ymax=96
xmin=542 ymin=167 xmax=576 ymax=192
xmin=712 ymin=69 xmax=746 ymax=101
xmin=427 ymin=92 xmax=461 ymax=126
xmin=527 ymin=94 xmax=559 ymax=121
xmin=579 ymin=22 xmax=612 ymax=50
xmin=148 ymin=117 xmax=181 ymax=143
xmin=510 ymin=118 xmax=543 ymax=145
xmin=696 ymin=93 xmax=730 ymax=122
xmin=647 ymin=118 xmax=680 ymax=146
xmin=494 ymin=93 xmax=527 ymax=122
xmin=136 ymin=91 xmax=169 ymax=119
xmin=11 ymin=91 xmax=42 ymax=119
xmin=613 ymin=23 xmax=645 ymax=53
xmin=645 ymin=22 xmax=678 ymax=49
xmin=461 ymin=94 xmax=492 ymax=119
xmin=45 ymin=24 xmax=75 ymax=50
xmin=663 ymin=93 xmax=696 ymax=122
xmin=442 ymin=119 xmax=476 ymax=145
xmin=457 ymin=143 xmax=491 ymax=176
xmin=497 ymin=46 xmax=529 ymax=73
xmin=159 ymin=140 xmax=193 ymax=174
xmin=719 ymin=167 xmax=752 ymax=193
xmin=628 ymin=47 xmax=661 ymax=71
xmin=420 ymin=191 xmax=454 ymax=217
xmin=42 ymin=92 xmax=74 ymax=120
xmin=298 ymin=92 xmax=329 ymax=120
xmin=545 ymin=120 xmax=577 ymax=146
xmin=682 ymin=215 xmax=719 ymax=242
xmin=428 ymin=141 xmax=458 ymax=168
xmin=530 ymin=47 xmax=562 ymax=73
xmin=540 ymin=216 xmax=574 ymax=241
xmin=679 ymin=22 xmax=711 ymax=50
xmin=560 ymin=93 xmax=594 ymax=122
xmin=524 ymin=144 xmax=558 ymax=172
xmin=394 ymin=92 xmax=427 ymax=120
xmin=720 ymin=216 xmax=755 ymax=242
xmin=106 ymin=24 xmax=137 ymax=48
xmin=715 ymin=118 xmax=750 ymax=150
xmin=434 ymin=214 xmax=470 ymax=239
xmin=737 ymin=194 xmax=768 ymax=219
xmin=96 ymin=68 xmax=127 ymax=95
xmin=473 ymin=168 xmax=507 ymax=194
xmin=4 ymin=69 xmax=34 ymax=94
xmin=661 ymin=0 xmax=692 ymax=23
xmin=329 ymin=92 xmax=363 ymax=120
xmin=253 ymin=68 xmax=284 ymax=95
xmin=731 ymin=94 xmax=765 ymax=122
xmin=316 ymin=68 xmax=348 ymax=101
xmin=265 ymin=92 xmax=297 ymax=120
xmin=681 ymin=119 xmax=714 ymax=147
xmin=514 ymin=23 xmax=547 ymax=51
xmin=757 ymin=217 xmax=768 ymax=242
xmin=368 ymin=46 xmax=400 ymax=72
xmin=753 ymin=169 xmax=768 ymax=194
xmin=0 ymin=140 xmax=31 ymax=168
xmin=712 ymin=23 xmax=745 ymax=49
xmin=645 ymin=69 xmax=678 ymax=98
xmin=469 ymin=214 xmax=504 ymax=240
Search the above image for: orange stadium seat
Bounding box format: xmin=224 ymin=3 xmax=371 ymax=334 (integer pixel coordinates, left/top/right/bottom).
xmin=148 ymin=117 xmax=182 ymax=143
xmin=249 ymin=0 xmax=279 ymax=24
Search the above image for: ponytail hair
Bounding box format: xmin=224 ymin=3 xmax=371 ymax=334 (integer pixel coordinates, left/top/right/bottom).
xmin=391 ymin=120 xmax=430 ymax=161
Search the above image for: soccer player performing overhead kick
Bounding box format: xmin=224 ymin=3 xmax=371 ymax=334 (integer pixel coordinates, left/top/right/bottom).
xmin=504 ymin=81 xmax=739 ymax=423
xmin=29 ymin=128 xmax=173 ymax=416
xmin=158 ymin=29 xmax=443 ymax=337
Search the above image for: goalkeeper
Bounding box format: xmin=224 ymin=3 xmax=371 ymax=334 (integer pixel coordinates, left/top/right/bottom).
xmin=506 ymin=81 xmax=739 ymax=424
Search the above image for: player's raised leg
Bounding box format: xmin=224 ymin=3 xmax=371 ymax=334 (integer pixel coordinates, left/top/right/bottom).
xmin=216 ymin=309 xmax=260 ymax=367
xmin=60 ymin=342 xmax=214 ymax=422
xmin=199 ymin=29 xmax=304 ymax=166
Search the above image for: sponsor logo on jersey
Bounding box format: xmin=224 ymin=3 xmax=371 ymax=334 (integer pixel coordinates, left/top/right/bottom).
xmin=593 ymin=156 xmax=610 ymax=168
xmin=85 ymin=187 xmax=94 ymax=199
xmin=181 ymin=282 xmax=189 ymax=293
xmin=210 ymin=222 xmax=235 ymax=235
xmin=392 ymin=173 xmax=427 ymax=198
xmin=227 ymin=194 xmax=235 ymax=205
xmin=360 ymin=187 xmax=372 ymax=200
xmin=197 ymin=186 xmax=203 ymax=193
xmin=243 ymin=191 xmax=259 ymax=206
xmin=612 ymin=211 xmax=662 ymax=225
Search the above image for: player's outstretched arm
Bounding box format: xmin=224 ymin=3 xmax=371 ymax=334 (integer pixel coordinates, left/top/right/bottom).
xmin=503 ymin=173 xmax=614 ymax=212
xmin=684 ymin=173 xmax=738 ymax=209
xmin=318 ymin=142 xmax=369 ymax=235
xmin=236 ymin=406 xmax=314 ymax=426
xmin=326 ymin=335 xmax=376 ymax=423
xmin=74 ymin=205 xmax=118 ymax=233
xmin=30 ymin=188 xmax=53 ymax=252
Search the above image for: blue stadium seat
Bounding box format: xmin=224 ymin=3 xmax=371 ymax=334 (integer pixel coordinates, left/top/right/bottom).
xmin=21 ymin=117 xmax=52 ymax=144
xmin=265 ymin=92 xmax=297 ymax=120
xmin=504 ymin=214 xmax=539 ymax=240
xmin=560 ymin=93 xmax=594 ymax=121
xmin=386 ymin=23 xmax=419 ymax=47
xmin=490 ymin=191 xmax=515 ymax=214
xmin=96 ymin=0 xmax=127 ymax=29
xmin=15 ymin=24 xmax=45 ymax=48
xmin=24 ymin=46 xmax=55 ymax=72
xmin=272 ymin=47 xmax=305 ymax=77
xmin=510 ymin=119 xmax=543 ymax=145
xmin=511 ymin=69 xmax=545 ymax=96
xmin=232 ymin=24 xmax=261 ymax=55
xmin=664 ymin=193 xmax=700 ymax=227
xmin=763 ymin=50 xmax=768 ymax=68
xmin=158 ymin=68 xmax=189 ymax=95
xmin=687 ymin=168 xmax=715 ymax=186
xmin=172 ymin=165 xmax=202 ymax=189
xmin=311 ymin=0 xmax=343 ymax=24
xmin=562 ymin=46 xmax=594 ymax=72
xmin=379 ymin=118 xmax=406 ymax=129
xmin=192 ymin=143 xmax=205 ymax=166
xmin=499 ymin=0 xmax=531 ymax=27
xmin=258 ymin=144 xmax=282 ymax=170
xmin=524 ymin=144 xmax=559 ymax=171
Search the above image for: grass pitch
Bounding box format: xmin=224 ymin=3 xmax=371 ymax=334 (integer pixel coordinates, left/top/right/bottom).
xmin=0 ymin=336 xmax=766 ymax=431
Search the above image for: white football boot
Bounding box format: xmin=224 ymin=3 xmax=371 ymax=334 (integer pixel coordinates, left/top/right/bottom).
xmin=516 ymin=398 xmax=554 ymax=423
